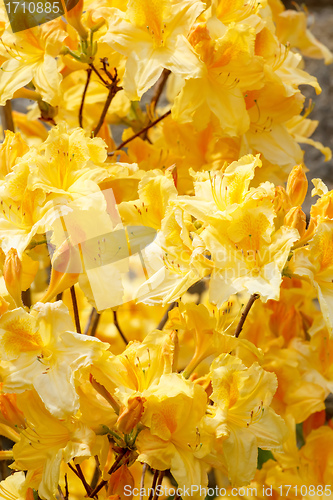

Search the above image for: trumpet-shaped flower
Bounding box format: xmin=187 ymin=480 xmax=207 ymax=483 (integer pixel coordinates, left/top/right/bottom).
xmin=28 ymin=122 xmax=109 ymax=197
xmin=102 ymin=0 xmax=204 ymax=99
xmin=173 ymin=19 xmax=264 ymax=136
xmin=290 ymin=220 xmax=333 ymax=336
xmin=12 ymin=390 xmax=95 ymax=500
xmin=0 ymin=20 xmax=67 ymax=106
xmin=0 ymin=472 xmax=26 ymax=500
xmin=0 ymin=301 xmax=109 ymax=417
xmin=177 ymin=156 xmax=299 ymax=304
xmin=136 ymin=373 xmax=209 ymax=498
xmin=206 ymin=354 xmax=287 ymax=486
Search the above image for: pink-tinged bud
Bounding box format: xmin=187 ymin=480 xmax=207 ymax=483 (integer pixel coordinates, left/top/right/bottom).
xmin=284 ymin=206 xmax=306 ymax=238
xmin=116 ymin=396 xmax=145 ymax=434
xmin=3 ymin=249 xmax=23 ymax=307
xmin=62 ymin=0 xmax=88 ymax=39
xmin=287 ymin=165 xmax=308 ymax=207
xmin=40 ymin=239 xmax=80 ymax=303
xmin=107 ymin=465 xmax=134 ymax=500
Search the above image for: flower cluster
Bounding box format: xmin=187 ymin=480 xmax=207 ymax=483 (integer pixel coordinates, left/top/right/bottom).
xmin=0 ymin=0 xmax=333 ymax=498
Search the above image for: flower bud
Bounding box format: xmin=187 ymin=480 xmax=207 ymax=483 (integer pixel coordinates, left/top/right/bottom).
xmin=63 ymin=0 xmax=88 ymax=40
xmin=0 ymin=391 xmax=25 ymax=429
xmin=287 ymin=164 xmax=308 ymax=207
xmin=3 ymin=248 xmax=23 ymax=307
xmin=107 ymin=465 xmax=134 ymax=500
xmin=116 ymin=396 xmax=145 ymax=434
xmin=284 ymin=206 xmax=306 ymax=238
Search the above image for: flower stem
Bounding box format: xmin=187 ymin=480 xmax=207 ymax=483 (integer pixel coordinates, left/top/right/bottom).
xmin=108 ymin=110 xmax=171 ymax=155
xmin=113 ymin=310 xmax=128 ymax=345
xmin=234 ymin=293 xmax=260 ymax=338
xmin=79 ymin=67 xmax=92 ymax=128
xmin=70 ymin=285 xmax=81 ymax=334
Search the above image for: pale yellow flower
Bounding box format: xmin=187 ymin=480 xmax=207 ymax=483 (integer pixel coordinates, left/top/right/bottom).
xmin=101 ymin=0 xmax=204 ymax=99
xmin=206 ymin=353 xmax=287 ymax=486
xmin=0 ymin=301 xmax=109 ymax=417
xmin=0 ymin=20 xmax=67 ymax=106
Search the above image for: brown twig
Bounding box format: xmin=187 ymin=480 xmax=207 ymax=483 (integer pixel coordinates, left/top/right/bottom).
xmin=108 ymin=110 xmax=171 ymax=155
xmin=234 ymin=293 xmax=260 ymax=338
xmin=64 ymin=473 xmax=69 ymax=500
xmin=84 ymin=308 xmax=100 ymax=336
xmin=113 ymin=310 xmax=128 ymax=345
xmin=58 ymin=485 xmax=65 ymax=500
xmin=93 ymin=67 xmax=122 ymax=137
xmin=151 ymin=69 xmax=171 ymax=111
xmin=0 ymin=101 xmax=15 ymax=132
xmin=140 ymin=464 xmax=148 ymax=500
xmin=152 ymin=471 xmax=165 ymax=500
xmin=76 ymin=464 xmax=92 ymax=495
xmin=89 ymin=63 xmax=108 ymax=86
xmin=157 ymin=302 xmax=177 ymax=330
xmin=148 ymin=470 xmax=159 ymax=500
xmin=89 ymin=450 xmax=131 ymax=498
xmin=90 ymin=457 xmax=101 ymax=491
xmin=70 ymin=285 xmax=81 ymax=334
xmin=142 ymin=69 xmax=171 ymax=141
xmin=79 ymin=67 xmax=92 ymax=128
xmin=68 ymin=463 xmax=91 ymax=496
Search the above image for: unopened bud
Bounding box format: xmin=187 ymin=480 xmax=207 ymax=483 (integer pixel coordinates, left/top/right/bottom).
xmin=116 ymin=396 xmax=145 ymax=434
xmin=284 ymin=206 xmax=306 ymax=238
xmin=287 ymin=164 xmax=308 ymax=207
xmin=41 ymin=239 xmax=80 ymax=303
xmin=0 ymin=392 xmax=25 ymax=429
xmin=3 ymin=249 xmax=23 ymax=307
xmin=63 ymin=0 xmax=88 ymax=39
xmin=107 ymin=465 xmax=134 ymax=500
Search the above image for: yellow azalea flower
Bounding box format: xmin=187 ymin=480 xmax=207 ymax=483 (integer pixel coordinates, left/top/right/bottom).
xmin=118 ymin=170 xmax=177 ymax=231
xmin=309 ymin=180 xmax=333 ymax=225
xmin=0 ymin=158 xmax=48 ymax=256
xmin=289 ymin=220 xmax=333 ymax=336
xmin=286 ymin=113 xmax=332 ymax=163
xmin=12 ymin=390 xmax=95 ymax=500
xmin=175 ymin=154 xmax=263 ymax=220
xmin=118 ymin=169 xmax=210 ymax=305
xmin=274 ymin=8 xmax=333 ymax=64
xmin=0 ymin=131 xmax=28 ymax=181
xmin=212 ymin=0 xmax=263 ymax=24
xmin=101 ymin=0 xmax=204 ymax=99
xmin=91 ymin=329 xmax=177 ymax=406
xmin=242 ymin=83 xmax=305 ymax=176
xmin=168 ymin=302 xmax=262 ymax=378
xmin=263 ymin=347 xmax=326 ymax=423
xmin=0 ymin=301 xmax=109 ymax=417
xmin=187 ymin=181 xmax=299 ymax=307
xmin=173 ymin=19 xmax=264 ymax=136
xmin=28 ymin=122 xmax=109 ymax=197
xmin=290 ymin=323 xmax=333 ymax=402
xmin=0 ymin=472 xmax=26 ymax=500
xmin=136 ymin=373 xmax=209 ymax=498
xmin=206 ymin=353 xmax=287 ymax=486
xmin=0 ymin=20 xmax=67 ymax=106
xmin=11 ymin=111 xmax=49 ymax=147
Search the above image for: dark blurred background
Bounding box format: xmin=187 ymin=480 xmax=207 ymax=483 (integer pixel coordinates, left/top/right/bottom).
xmin=283 ymin=0 xmax=333 ymax=209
